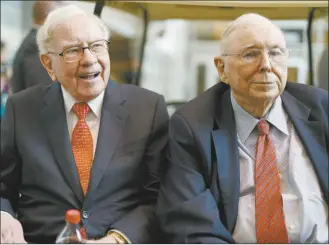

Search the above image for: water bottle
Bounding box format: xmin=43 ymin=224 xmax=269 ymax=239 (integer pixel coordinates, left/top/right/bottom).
xmin=55 ymin=209 xmax=85 ymax=244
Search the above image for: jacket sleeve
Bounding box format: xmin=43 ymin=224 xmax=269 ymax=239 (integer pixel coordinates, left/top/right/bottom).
xmin=155 ymin=113 xmax=234 ymax=243
xmin=0 ymin=97 xmax=21 ymax=217
xmin=110 ymin=95 xmax=169 ymax=243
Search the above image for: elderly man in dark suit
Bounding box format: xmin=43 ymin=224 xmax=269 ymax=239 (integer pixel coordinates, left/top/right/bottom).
xmin=10 ymin=1 xmax=64 ymax=93
xmin=156 ymin=13 xmax=328 ymax=243
xmin=1 ymin=4 xmax=169 ymax=244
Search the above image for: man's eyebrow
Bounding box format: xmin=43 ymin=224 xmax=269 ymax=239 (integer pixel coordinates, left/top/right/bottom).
xmin=267 ymin=44 xmax=285 ymax=50
xmin=62 ymin=42 xmax=82 ymax=49
xmin=62 ymin=40 xmax=104 ymax=50
xmin=241 ymin=43 xmax=285 ymax=50
xmin=242 ymin=43 xmax=263 ymax=49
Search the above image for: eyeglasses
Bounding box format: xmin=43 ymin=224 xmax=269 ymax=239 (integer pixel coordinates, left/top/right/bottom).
xmin=222 ymin=48 xmax=290 ymax=64
xmin=48 ymin=39 xmax=110 ymax=63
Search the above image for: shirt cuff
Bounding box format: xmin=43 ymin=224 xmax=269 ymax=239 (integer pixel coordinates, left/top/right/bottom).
xmin=107 ymin=229 xmax=132 ymax=244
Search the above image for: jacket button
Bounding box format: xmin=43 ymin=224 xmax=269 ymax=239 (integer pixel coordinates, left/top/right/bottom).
xmin=82 ymin=211 xmax=89 ymax=219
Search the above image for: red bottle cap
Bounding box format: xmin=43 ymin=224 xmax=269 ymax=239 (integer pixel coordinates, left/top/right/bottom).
xmin=65 ymin=209 xmax=81 ymax=224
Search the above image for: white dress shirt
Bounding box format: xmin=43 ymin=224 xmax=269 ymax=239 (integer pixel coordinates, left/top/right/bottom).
xmin=230 ymin=93 xmax=328 ymax=243
xmin=61 ymin=86 xmax=104 ymax=155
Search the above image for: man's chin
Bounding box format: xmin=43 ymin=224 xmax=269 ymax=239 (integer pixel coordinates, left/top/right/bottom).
xmin=76 ymin=89 xmax=104 ymax=102
xmin=250 ymin=89 xmax=279 ymax=102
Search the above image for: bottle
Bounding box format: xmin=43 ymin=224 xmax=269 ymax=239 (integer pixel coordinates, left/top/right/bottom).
xmin=55 ymin=209 xmax=85 ymax=244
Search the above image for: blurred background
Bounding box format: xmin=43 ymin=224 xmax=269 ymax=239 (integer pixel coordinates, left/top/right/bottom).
xmin=1 ymin=1 xmax=328 ymax=115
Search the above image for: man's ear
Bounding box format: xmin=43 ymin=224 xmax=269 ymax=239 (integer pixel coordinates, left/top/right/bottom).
xmin=40 ymin=54 xmax=57 ymax=81
xmin=214 ymin=56 xmax=228 ymax=84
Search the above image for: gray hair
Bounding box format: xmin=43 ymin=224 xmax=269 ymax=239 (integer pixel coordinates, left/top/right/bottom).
xmin=36 ymin=4 xmax=110 ymax=55
xmin=219 ymin=13 xmax=283 ymax=55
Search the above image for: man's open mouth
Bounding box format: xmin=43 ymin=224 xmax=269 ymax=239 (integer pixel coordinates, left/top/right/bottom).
xmin=79 ymin=72 xmax=100 ymax=80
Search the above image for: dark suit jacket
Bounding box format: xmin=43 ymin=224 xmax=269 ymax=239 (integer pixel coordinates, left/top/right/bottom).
xmin=156 ymin=82 xmax=328 ymax=243
xmin=1 ymin=80 xmax=169 ymax=243
xmin=10 ymin=28 xmax=52 ymax=93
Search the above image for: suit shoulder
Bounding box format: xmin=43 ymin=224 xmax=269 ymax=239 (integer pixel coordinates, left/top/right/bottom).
xmin=109 ymin=81 xmax=166 ymax=116
xmin=286 ymin=82 xmax=327 ymax=95
xmin=10 ymin=84 xmax=50 ymax=105
xmin=174 ymin=83 xmax=227 ymax=121
xmin=285 ymin=82 xmax=328 ymax=108
xmin=120 ymin=83 xmax=164 ymax=102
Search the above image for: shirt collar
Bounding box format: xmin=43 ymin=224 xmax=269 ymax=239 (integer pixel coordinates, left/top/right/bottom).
xmin=61 ymin=85 xmax=104 ymax=119
xmin=266 ymin=95 xmax=289 ymax=136
xmin=230 ymin=92 xmax=289 ymax=143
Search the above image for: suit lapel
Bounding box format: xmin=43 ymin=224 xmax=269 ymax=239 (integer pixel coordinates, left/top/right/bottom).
xmin=87 ymin=81 xmax=129 ymax=194
xmin=211 ymin=89 xmax=240 ymax=233
xmin=281 ymin=91 xmax=328 ymax=203
xmin=40 ymin=83 xmax=84 ymax=203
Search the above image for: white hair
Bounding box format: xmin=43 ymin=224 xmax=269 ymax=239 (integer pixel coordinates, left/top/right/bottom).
xmin=36 ymin=4 xmax=110 ymax=55
xmin=219 ymin=13 xmax=283 ymax=55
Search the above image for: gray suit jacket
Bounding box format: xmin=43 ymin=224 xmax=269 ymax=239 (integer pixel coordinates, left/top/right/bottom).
xmin=1 ymin=80 xmax=169 ymax=243
xmin=10 ymin=28 xmax=52 ymax=93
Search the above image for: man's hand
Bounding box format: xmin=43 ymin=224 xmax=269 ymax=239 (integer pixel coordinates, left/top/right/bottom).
xmin=0 ymin=213 xmax=26 ymax=243
xmin=85 ymin=235 xmax=117 ymax=244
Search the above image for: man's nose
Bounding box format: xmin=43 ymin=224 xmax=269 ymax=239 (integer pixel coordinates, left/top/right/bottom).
xmin=81 ymin=47 xmax=97 ymax=64
xmin=259 ymin=51 xmax=272 ymax=72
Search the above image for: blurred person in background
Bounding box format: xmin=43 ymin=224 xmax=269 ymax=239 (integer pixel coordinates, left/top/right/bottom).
xmin=1 ymin=4 xmax=168 ymax=244
xmin=10 ymin=0 xmax=64 ymax=93
xmin=156 ymin=13 xmax=328 ymax=243
xmin=1 ymin=40 xmax=9 ymax=119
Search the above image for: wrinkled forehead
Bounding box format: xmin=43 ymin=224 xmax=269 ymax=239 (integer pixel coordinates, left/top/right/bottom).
xmin=52 ymin=15 xmax=106 ymax=49
xmin=222 ymin=22 xmax=286 ymax=53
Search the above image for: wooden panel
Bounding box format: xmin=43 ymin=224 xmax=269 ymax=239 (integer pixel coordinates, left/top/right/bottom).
xmin=108 ymin=33 xmax=135 ymax=84
xmin=324 ymin=30 xmax=328 ymax=44
xmin=287 ymin=67 xmax=298 ymax=83
xmin=99 ymin=1 xmax=328 ymax=21
xmin=131 ymin=1 xmax=328 ymax=8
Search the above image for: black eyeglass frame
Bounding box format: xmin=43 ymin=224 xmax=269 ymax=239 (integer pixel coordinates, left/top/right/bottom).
xmin=47 ymin=39 xmax=110 ymax=63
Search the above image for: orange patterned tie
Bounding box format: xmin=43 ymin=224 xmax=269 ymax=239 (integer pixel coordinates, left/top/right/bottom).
xmin=255 ymin=120 xmax=289 ymax=244
xmin=71 ymin=103 xmax=93 ymax=195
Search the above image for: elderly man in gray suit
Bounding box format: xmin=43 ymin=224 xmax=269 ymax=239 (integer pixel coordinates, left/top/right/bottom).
xmin=1 ymin=4 xmax=169 ymax=243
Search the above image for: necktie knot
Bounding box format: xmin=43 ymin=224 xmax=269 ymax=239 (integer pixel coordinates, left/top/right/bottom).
xmin=257 ymin=120 xmax=269 ymax=135
xmin=72 ymin=102 xmax=90 ymax=120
